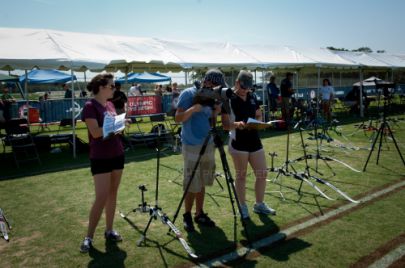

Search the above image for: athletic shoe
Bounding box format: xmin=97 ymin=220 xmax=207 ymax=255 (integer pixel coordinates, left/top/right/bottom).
xmin=240 ymin=203 xmax=250 ymax=219
xmin=80 ymin=237 xmax=93 ymax=253
xmin=104 ymin=230 xmax=123 ymax=242
xmin=253 ymin=202 xmax=276 ymax=215
xmin=194 ymin=211 xmax=216 ymax=227
xmin=183 ymin=212 xmax=195 ymax=232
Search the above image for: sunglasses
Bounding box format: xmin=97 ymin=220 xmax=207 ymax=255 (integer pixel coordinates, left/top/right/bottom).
xmin=106 ymin=84 xmax=115 ymax=90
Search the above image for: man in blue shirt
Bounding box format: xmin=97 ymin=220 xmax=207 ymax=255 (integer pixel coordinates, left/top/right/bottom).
xmin=175 ymin=69 xmax=224 ymax=232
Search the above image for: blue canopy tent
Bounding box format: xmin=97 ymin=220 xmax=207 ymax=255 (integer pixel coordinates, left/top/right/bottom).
xmin=116 ymin=72 xmax=171 ymax=84
xmin=19 ymin=69 xmax=77 ymax=85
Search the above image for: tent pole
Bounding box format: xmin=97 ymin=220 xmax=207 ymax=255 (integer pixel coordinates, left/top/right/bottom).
xmin=71 ymin=68 xmax=76 ymax=158
xmin=359 ymin=68 xmax=364 ymax=118
xmin=185 ymin=70 xmax=188 ymax=86
xmin=84 ymin=70 xmax=87 ymax=83
xmin=25 ymin=69 xmax=29 ymax=125
xmin=339 ymin=71 xmax=342 ymax=87
xmin=254 ymin=69 xmax=257 ymax=85
xmin=317 ymin=66 xmax=320 ymax=116
xmin=262 ymin=70 xmax=266 ymax=121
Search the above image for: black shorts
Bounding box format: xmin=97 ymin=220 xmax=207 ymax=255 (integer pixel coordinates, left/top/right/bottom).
xmin=90 ymin=155 xmax=125 ymax=176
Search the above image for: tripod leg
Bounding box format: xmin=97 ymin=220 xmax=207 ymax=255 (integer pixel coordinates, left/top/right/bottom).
xmin=385 ymin=122 xmax=405 ymax=166
xmin=138 ymin=211 xmax=155 ymax=246
xmin=171 ymin=134 xmax=211 ymax=227
xmin=214 ymin=134 xmax=252 ymax=247
xmin=363 ymin=123 xmax=382 ymax=171
xmin=376 ymin=122 xmax=385 ymax=165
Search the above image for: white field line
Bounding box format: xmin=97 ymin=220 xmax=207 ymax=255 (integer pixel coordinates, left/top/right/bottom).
xmin=198 ymin=179 xmax=405 ymax=267
xmin=368 ymin=243 xmax=405 ymax=268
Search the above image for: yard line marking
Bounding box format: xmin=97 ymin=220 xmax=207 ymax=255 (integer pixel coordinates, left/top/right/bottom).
xmin=198 ymin=179 xmax=405 ymax=268
xmin=368 ymin=243 xmax=405 ymax=268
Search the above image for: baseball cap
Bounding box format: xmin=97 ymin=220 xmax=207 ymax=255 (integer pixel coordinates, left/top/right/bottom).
xmin=203 ymin=69 xmax=226 ymax=87
xmin=236 ymin=70 xmax=253 ymax=89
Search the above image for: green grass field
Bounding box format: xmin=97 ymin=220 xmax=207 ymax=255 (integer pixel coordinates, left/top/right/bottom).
xmin=0 ymin=107 xmax=405 ymax=267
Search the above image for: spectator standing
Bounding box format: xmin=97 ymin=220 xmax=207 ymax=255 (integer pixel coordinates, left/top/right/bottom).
xmin=280 ymin=72 xmax=295 ymax=123
xmin=266 ymin=76 xmax=279 ymax=119
xmin=80 ymin=73 xmax=125 ymax=253
xmin=175 ymin=69 xmax=224 ymax=232
xmin=109 ymin=81 xmax=128 ymax=115
xmin=320 ymin=78 xmax=335 ymax=121
xmin=154 ymin=84 xmax=163 ymax=96
xmin=221 ymin=70 xmax=276 ymax=219
xmin=63 ymin=83 xmax=73 ymax=99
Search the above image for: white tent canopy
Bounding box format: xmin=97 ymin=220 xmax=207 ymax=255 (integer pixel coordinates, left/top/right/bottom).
xmin=1 ymin=27 xmax=405 ymax=73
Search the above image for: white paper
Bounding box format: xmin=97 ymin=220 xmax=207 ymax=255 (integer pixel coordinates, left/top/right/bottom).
xmin=103 ymin=113 xmax=126 ymax=139
xmin=245 ymin=117 xmax=283 ymax=130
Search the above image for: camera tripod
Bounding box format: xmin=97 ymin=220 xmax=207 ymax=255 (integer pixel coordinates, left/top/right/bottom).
xmin=171 ymin=127 xmax=252 ymax=248
xmin=363 ymin=96 xmax=405 ymax=171
xmin=120 ymin=126 xmax=197 ymax=258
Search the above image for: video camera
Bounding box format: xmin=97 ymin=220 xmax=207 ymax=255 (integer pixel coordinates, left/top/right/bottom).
xmin=375 ymin=80 xmax=396 ymax=98
xmin=192 ymin=86 xmax=233 ymax=107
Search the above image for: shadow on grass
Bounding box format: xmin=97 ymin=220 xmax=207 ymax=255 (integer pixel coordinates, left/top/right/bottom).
xmin=119 ymin=212 xmax=191 ymax=267
xmin=0 ymin=144 xmax=181 ymax=181
xmin=88 ymin=240 xmax=127 ymax=268
xmin=228 ymin=237 xmax=312 ymax=267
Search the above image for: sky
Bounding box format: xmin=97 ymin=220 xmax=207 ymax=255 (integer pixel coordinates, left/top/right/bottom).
xmin=1 ymin=0 xmax=405 ymax=54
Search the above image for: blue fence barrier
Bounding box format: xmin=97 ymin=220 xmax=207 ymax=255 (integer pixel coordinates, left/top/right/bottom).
xmin=9 ymin=84 xmax=404 ymax=123
xmin=11 ymin=98 xmax=88 ymax=123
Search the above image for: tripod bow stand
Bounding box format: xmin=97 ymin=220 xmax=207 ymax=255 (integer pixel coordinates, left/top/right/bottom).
xmin=171 ymin=127 xmax=252 ymax=248
xmin=121 ymin=126 xmax=197 ymax=258
xmin=363 ymin=94 xmax=405 ymax=171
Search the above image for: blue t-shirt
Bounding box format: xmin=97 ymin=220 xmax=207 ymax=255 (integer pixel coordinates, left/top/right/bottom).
xmin=177 ymin=87 xmax=213 ymax=145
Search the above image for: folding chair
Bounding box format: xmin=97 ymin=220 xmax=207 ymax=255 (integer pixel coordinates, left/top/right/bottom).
xmin=5 ymin=118 xmax=41 ymax=167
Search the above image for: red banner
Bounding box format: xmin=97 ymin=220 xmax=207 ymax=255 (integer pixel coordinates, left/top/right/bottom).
xmin=127 ymin=96 xmax=162 ymax=116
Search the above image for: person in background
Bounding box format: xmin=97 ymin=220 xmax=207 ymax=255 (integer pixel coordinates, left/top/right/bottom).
xmin=63 ymin=83 xmax=73 ymax=99
xmin=221 ymin=70 xmax=276 ymax=220
xmin=154 ymin=84 xmax=163 ymax=96
xmin=266 ymin=76 xmax=279 ymax=119
xmin=165 ymin=85 xmax=172 ymax=93
xmin=175 ymin=69 xmax=224 ymax=232
xmin=80 ymin=88 xmax=88 ymax=98
xmin=109 ymin=81 xmax=127 ymax=115
xmin=320 ymin=78 xmax=335 ymax=122
xmin=1 ymin=85 xmax=16 ymax=121
xmin=129 ymin=83 xmax=142 ymax=96
xmin=280 ymin=72 xmax=295 ymax=123
xmin=172 ymin=82 xmax=181 ymax=95
xmin=80 ymin=73 xmax=125 ymax=253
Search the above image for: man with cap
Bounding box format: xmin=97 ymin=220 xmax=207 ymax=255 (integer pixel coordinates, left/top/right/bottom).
xmin=221 ymin=70 xmax=276 ymax=220
xmin=175 ymin=69 xmax=225 ymax=232
xmin=109 ymin=81 xmax=127 ymax=115
xmin=280 ymin=72 xmax=295 ymax=123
